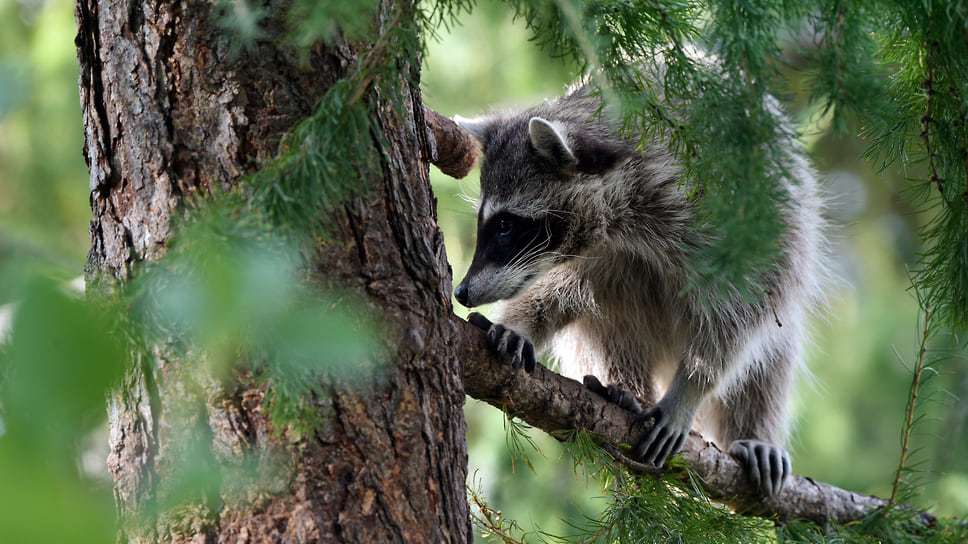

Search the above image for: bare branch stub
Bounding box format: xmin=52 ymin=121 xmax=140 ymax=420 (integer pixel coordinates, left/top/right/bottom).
xmin=424 ymin=107 xmax=481 ymax=179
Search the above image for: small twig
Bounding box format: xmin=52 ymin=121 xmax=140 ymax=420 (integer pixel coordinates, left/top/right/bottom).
xmin=886 ymin=303 xmax=933 ymax=511
xmin=959 ymin=102 xmax=968 ymax=211
xmin=920 ymin=34 xmax=952 ymax=207
xmin=599 ymin=441 xmax=665 ymax=476
xmin=962 ymin=120 xmax=968 ymax=209
xmin=347 ymin=5 xmax=408 ymax=106
xmin=468 ymin=479 xmax=529 ymax=544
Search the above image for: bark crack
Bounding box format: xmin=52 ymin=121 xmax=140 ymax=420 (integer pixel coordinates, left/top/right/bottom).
xmin=75 ymin=0 xmax=112 ymax=189
xmin=156 ymin=1 xmax=181 ymax=196
xmin=345 ymin=202 xmax=371 ymax=275
xmin=139 ymin=350 xmax=162 ymax=512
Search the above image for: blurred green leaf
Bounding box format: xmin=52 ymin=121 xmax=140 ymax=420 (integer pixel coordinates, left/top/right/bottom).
xmin=129 ymin=216 xmax=380 ymax=441
xmin=0 ymin=276 xmax=121 ymax=544
xmin=2 ymin=277 xmax=124 ymax=453
xmin=0 ymin=446 xmax=115 ymax=544
xmin=285 ymin=0 xmax=379 ymax=49
xmin=138 ymin=224 xmax=379 ymax=376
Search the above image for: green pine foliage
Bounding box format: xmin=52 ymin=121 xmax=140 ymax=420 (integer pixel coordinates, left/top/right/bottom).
xmin=557 ymin=430 xmax=779 ymax=544
xmin=244 ymin=79 xmax=379 ymax=239
xmin=862 ymin=2 xmax=968 ymax=330
xmin=469 ymin=423 xmax=968 ymax=544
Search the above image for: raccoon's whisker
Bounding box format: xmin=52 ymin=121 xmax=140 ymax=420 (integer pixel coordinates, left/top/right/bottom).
xmin=457 ymin=178 xmax=480 ymax=208
xmin=549 ymin=252 xmax=598 ymax=261
xmin=507 ymin=245 xmax=545 ymax=271
xmin=503 ymin=230 xmax=556 ymax=271
xmin=546 ymin=208 xmax=577 ymax=220
xmin=458 ymin=191 xmax=479 ymax=207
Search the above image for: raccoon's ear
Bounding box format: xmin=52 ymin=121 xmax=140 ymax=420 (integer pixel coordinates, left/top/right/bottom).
xmin=454 ymin=115 xmax=491 ymax=146
xmin=570 ymin=132 xmax=630 ymax=174
xmin=529 ymin=117 xmax=578 ymax=169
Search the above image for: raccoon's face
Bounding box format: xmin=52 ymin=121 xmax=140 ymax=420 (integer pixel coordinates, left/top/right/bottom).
xmin=455 ymin=205 xmax=569 ymax=307
xmin=453 ymin=113 xmax=628 ymax=308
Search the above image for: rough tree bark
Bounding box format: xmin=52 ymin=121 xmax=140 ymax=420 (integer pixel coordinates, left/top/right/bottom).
xmin=76 ymin=1 xmax=468 ymax=542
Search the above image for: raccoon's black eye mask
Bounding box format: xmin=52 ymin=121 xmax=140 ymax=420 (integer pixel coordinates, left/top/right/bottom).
xmin=477 ymin=212 xmax=567 ymax=266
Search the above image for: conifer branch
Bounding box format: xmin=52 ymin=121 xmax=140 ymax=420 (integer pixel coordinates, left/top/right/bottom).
xmin=962 ymin=113 xmax=968 ymax=209
xmin=958 ymin=95 xmax=968 ymax=211
xmin=468 ymin=479 xmax=529 ymax=544
xmin=347 ymin=3 xmax=409 ymax=106
xmin=919 ymin=34 xmax=951 ymax=207
xmin=887 ymin=302 xmax=933 ymax=511
xmin=456 ymin=314 xmax=939 ymax=529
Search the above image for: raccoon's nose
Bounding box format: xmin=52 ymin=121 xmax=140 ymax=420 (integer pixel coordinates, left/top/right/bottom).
xmin=454 ymin=282 xmax=469 ymax=307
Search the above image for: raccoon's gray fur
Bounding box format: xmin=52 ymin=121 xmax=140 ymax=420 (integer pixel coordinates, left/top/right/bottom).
xmin=453 ymin=84 xmax=828 ymax=496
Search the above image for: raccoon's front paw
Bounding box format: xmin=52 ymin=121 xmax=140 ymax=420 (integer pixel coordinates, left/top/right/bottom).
xmin=728 ymin=439 xmax=791 ymax=497
xmin=583 ymin=376 xmax=643 ymax=414
xmin=632 ymin=403 xmax=693 ymax=468
xmin=467 ymin=312 xmax=537 ymax=372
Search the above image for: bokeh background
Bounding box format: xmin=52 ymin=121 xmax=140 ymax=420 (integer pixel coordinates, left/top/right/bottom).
xmin=0 ymin=0 xmax=965 ymax=540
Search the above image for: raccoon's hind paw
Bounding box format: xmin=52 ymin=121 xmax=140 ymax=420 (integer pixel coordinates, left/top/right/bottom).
xmin=583 ymin=376 xmax=643 ymax=414
xmin=467 ymin=312 xmax=537 ymax=372
xmin=728 ymin=439 xmax=791 ymax=497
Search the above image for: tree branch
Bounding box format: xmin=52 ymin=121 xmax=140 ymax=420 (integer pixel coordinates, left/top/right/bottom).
xmin=456 ymin=316 xmax=937 ymax=528
xmin=422 ymin=108 xmax=938 ymax=528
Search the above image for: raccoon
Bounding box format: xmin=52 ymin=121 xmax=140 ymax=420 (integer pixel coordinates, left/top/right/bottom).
xmin=453 ymin=84 xmax=828 ymax=496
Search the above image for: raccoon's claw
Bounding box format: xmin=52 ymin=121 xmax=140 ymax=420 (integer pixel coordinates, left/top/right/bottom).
xmin=633 ymin=404 xmax=689 ymax=468
xmin=466 ymin=311 xmax=493 ymax=332
xmin=467 ymin=312 xmax=537 ymax=372
xmin=728 ymin=439 xmax=791 ymax=497
xmin=583 ymin=376 xmax=643 ymax=414
xmin=489 ymin=323 xmax=537 ymax=372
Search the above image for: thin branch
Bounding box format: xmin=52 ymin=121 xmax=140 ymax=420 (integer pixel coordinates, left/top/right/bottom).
xmin=456 ymin=315 xmax=938 ymax=528
xmin=347 ymin=4 xmax=408 ymax=106
xmin=468 ymin=473 xmax=530 ymax=544
xmin=962 ymin=113 xmax=968 ymax=210
xmin=920 ymin=33 xmax=952 ymax=207
xmin=887 ymin=303 xmax=933 ymax=511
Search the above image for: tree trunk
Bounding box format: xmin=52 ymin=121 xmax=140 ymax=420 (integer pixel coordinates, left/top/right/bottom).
xmin=75 ymin=1 xmax=469 ymax=542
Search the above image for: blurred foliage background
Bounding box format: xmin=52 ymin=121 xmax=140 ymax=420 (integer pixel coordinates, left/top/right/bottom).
xmin=0 ymin=0 xmax=966 ymax=542
xmin=1 ymin=1 xmax=118 ymax=541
